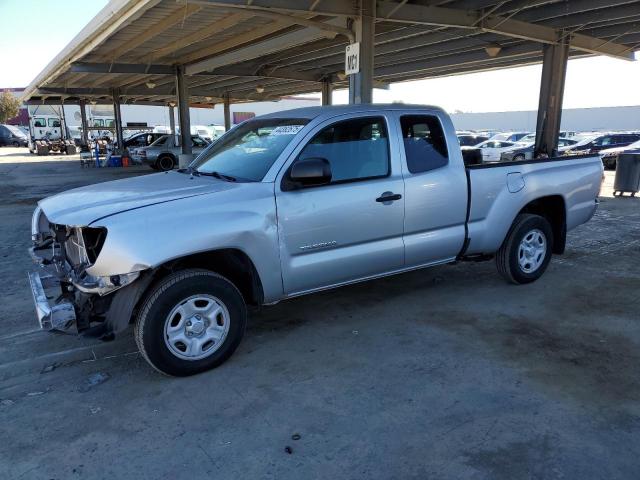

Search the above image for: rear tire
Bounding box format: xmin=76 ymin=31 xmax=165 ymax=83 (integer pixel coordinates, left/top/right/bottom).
xmin=496 ymin=214 xmax=553 ymax=284
xmin=134 ymin=269 xmax=247 ymax=376
xmin=157 ymin=155 xmax=175 ymax=171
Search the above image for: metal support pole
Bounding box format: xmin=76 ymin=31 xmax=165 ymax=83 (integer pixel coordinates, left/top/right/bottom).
xmin=349 ymin=0 xmax=375 ymax=104
xmin=534 ymin=39 xmax=569 ymax=158
xmin=79 ymin=100 xmax=89 ymax=146
xmin=168 ymin=105 xmax=176 ymax=135
xmin=111 ymin=89 xmax=124 ymax=151
xmin=58 ymin=103 xmax=68 ymax=141
xmin=176 ymin=65 xmax=192 ymax=167
xmin=223 ymin=93 xmax=231 ymax=131
xmin=321 ymin=80 xmax=333 ymax=106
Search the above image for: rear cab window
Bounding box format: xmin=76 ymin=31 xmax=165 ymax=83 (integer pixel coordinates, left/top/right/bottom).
xmin=34 ymin=118 xmax=46 ymax=127
xmin=48 ymin=118 xmax=61 ymax=127
xmin=400 ymin=115 xmax=448 ymax=174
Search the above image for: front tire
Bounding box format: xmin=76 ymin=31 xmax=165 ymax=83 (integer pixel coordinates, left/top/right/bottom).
xmin=496 ymin=214 xmax=553 ymax=284
xmin=135 ymin=269 xmax=247 ymax=376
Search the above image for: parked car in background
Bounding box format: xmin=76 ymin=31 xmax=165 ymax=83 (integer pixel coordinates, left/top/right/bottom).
xmin=457 ymin=134 xmax=489 ymax=147
xmin=490 ymin=131 xmax=530 ymax=142
xmin=464 ymin=139 xmax=517 ymax=162
xmin=124 ymin=132 xmax=166 ymax=150
xmin=500 ymin=138 xmax=578 ymax=162
xmin=563 ymin=132 xmax=640 ymax=157
xmin=28 ymin=104 xmax=604 ymax=376
xmin=209 ymin=124 xmax=226 ymax=138
xmin=599 ymin=139 xmax=640 ymax=169
xmin=131 ymin=134 xmax=210 ymax=170
xmin=193 ymin=125 xmax=215 ymax=142
xmin=0 ymin=124 xmax=28 ymax=147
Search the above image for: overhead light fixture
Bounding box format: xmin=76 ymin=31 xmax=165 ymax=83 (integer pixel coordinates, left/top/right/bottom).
xmin=484 ymin=44 xmax=502 ymax=58
xmin=89 ymin=100 xmax=97 ymax=105
xmin=336 ymin=72 xmax=347 ymax=81
xmin=168 ymin=101 xmax=176 ymax=107
xmin=256 ymin=85 xmax=265 ymax=93
xmin=145 ymin=81 xmax=156 ymax=89
xmin=205 ymin=96 xmax=212 ymax=101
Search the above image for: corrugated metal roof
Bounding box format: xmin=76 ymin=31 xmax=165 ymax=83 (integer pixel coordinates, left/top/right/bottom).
xmin=22 ymin=0 xmax=640 ymax=106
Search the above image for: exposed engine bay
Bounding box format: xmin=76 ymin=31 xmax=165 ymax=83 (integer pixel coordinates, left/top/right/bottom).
xmin=29 ymin=206 xmax=141 ymax=336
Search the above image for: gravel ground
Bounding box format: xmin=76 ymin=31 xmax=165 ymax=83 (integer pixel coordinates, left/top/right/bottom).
xmin=1 ymin=147 xmax=639 ymax=479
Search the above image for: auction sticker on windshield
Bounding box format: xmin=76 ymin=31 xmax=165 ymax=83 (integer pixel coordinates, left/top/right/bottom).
xmin=270 ymin=125 xmax=305 ymax=135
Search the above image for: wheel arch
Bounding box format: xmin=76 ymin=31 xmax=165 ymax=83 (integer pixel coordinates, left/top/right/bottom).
xmin=103 ymin=248 xmax=264 ymax=336
xmin=159 ymin=248 xmax=265 ymax=306
xmin=518 ymin=195 xmax=566 ymax=254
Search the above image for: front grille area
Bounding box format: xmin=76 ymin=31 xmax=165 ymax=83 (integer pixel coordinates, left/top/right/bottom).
xmin=64 ymin=228 xmax=89 ymax=269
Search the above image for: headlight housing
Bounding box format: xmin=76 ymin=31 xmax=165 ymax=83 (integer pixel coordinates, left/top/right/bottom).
xmin=81 ymin=227 xmax=107 ymax=264
xmin=74 ymin=271 xmax=140 ymax=296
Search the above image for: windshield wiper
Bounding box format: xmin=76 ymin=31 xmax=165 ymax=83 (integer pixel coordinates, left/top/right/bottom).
xmin=196 ymin=171 xmax=237 ymax=182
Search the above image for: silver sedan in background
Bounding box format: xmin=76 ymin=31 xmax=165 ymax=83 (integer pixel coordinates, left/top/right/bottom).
xmin=131 ymin=134 xmax=210 ymax=170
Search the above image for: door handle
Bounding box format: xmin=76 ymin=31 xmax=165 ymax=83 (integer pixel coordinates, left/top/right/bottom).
xmin=376 ymin=192 xmax=402 ymax=203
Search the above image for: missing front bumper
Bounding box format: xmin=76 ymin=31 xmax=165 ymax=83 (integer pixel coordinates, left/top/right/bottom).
xmin=27 ymin=271 xmax=76 ymax=331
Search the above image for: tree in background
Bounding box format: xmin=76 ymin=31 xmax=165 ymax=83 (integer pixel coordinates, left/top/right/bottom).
xmin=0 ymin=90 xmax=21 ymax=123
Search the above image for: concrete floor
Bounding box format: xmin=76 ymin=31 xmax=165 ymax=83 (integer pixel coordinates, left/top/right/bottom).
xmin=1 ymin=147 xmax=639 ymax=479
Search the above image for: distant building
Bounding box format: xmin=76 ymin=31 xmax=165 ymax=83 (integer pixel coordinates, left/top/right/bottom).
xmin=451 ymin=105 xmax=640 ymax=132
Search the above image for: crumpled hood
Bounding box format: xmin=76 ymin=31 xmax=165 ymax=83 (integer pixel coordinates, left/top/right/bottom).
xmin=39 ymin=171 xmax=235 ymax=226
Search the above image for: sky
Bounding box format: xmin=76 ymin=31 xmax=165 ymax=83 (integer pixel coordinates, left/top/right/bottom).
xmin=1 ymin=0 xmax=639 ymax=114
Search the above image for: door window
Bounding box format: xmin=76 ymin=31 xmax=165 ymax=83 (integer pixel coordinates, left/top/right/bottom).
xmin=298 ymin=117 xmax=389 ymax=183
xmin=400 ymin=115 xmax=448 ymax=173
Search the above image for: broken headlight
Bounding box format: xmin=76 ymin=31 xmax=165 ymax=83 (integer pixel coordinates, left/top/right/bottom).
xmin=74 ymin=271 xmax=140 ymax=296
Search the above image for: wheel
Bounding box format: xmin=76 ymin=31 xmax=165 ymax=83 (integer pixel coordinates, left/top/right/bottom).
xmin=12 ymin=141 xmax=19 ymax=147
xmin=157 ymin=155 xmax=175 ymax=171
xmin=513 ymin=154 xmax=525 ymax=162
xmin=134 ymin=269 xmax=247 ymax=376
xmin=496 ymin=214 xmax=554 ymax=284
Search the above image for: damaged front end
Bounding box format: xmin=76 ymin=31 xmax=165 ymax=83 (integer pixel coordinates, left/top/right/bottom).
xmin=28 ymin=206 xmax=141 ymax=335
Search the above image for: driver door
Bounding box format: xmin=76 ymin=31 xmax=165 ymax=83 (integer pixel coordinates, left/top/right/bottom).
xmin=275 ymin=114 xmax=405 ymax=296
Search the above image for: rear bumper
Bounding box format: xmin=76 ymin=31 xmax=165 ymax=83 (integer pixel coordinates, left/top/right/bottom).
xmin=27 ymin=271 xmax=76 ymax=331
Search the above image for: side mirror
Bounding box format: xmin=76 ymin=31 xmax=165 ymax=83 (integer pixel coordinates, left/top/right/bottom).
xmin=288 ymin=157 xmax=332 ymax=189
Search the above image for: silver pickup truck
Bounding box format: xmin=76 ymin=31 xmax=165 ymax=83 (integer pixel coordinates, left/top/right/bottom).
xmin=29 ymin=105 xmax=602 ymax=376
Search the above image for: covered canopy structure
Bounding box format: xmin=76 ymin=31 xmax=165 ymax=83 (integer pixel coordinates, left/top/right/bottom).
xmin=21 ymin=0 xmax=640 ymax=161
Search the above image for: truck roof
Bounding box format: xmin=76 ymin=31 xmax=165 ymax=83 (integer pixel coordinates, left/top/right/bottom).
xmin=259 ymin=103 xmax=446 ymax=121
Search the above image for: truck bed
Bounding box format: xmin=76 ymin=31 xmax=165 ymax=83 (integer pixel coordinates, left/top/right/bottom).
xmin=464 ymin=154 xmax=603 ymax=256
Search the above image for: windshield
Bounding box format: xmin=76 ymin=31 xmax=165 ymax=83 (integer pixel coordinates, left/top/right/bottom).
xmin=191 ymin=118 xmax=309 ymax=181
xmin=6 ymin=125 xmax=26 ymax=137
xmin=150 ymin=135 xmax=170 ymax=147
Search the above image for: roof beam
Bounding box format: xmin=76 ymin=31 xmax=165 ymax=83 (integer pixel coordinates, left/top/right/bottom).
xmin=373 ymin=42 xmax=541 ymax=77
xmin=104 ymin=3 xmax=202 ymax=60
xmin=180 ymin=0 xmax=357 ymax=17
xmin=181 ymin=20 xmax=291 ymax=65
xmin=206 ymin=64 xmax=326 ymax=82
xmin=70 ymin=62 xmax=175 ymax=75
xmin=148 ymin=12 xmax=248 ymax=60
xmin=376 ymin=1 xmax=636 ymax=60
xmin=185 ymin=17 xmax=348 ymax=74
